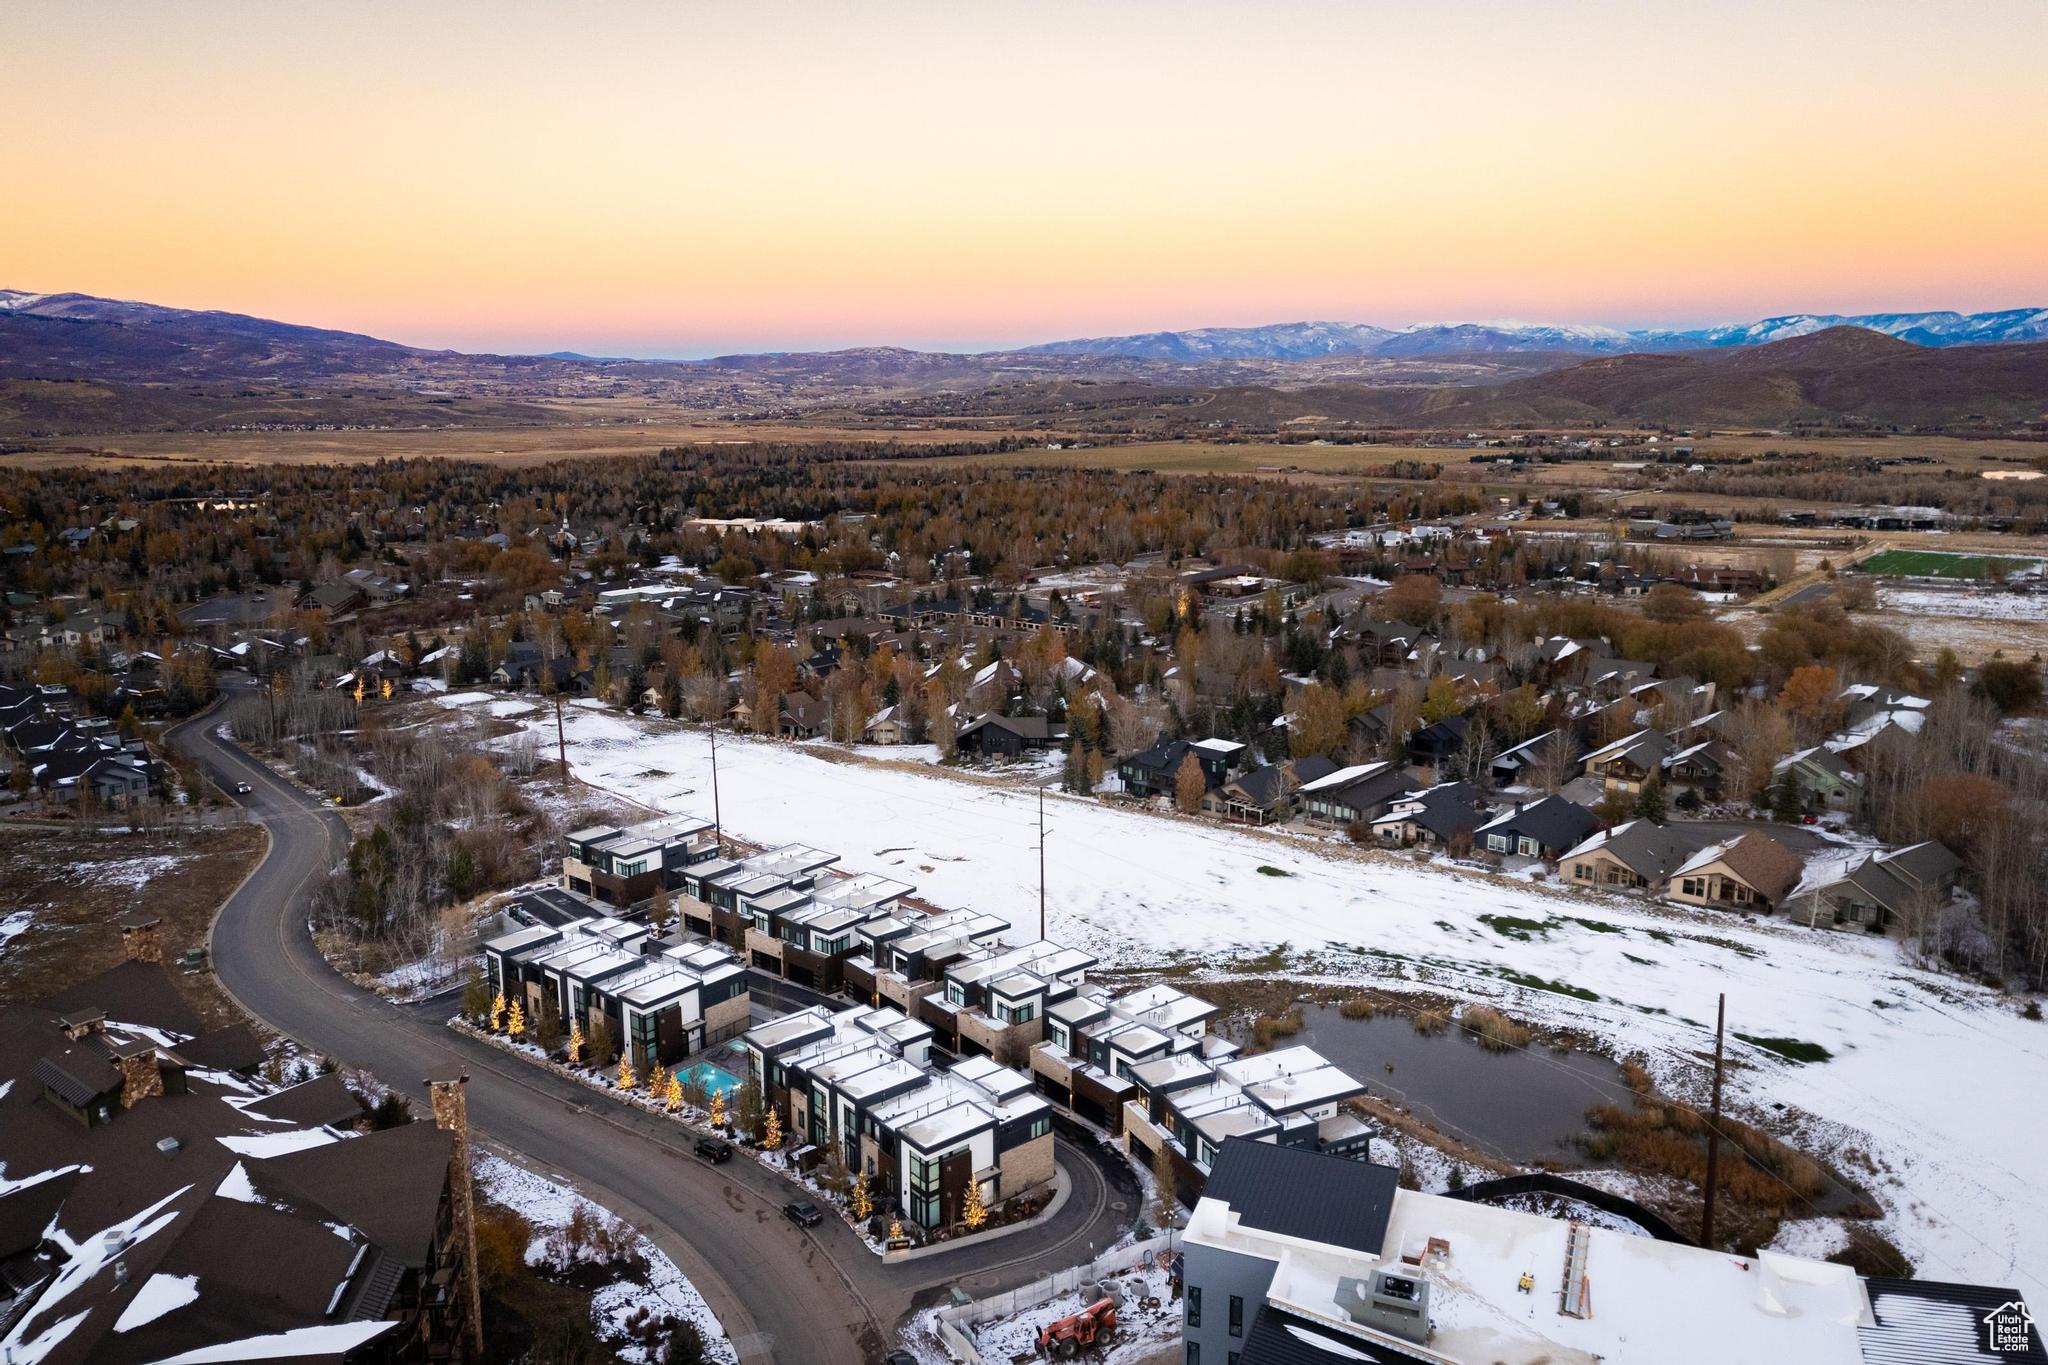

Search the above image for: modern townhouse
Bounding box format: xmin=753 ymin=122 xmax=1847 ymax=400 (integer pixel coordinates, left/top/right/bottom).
xmin=1026 ymin=980 xmax=1372 ymax=1202
xmin=842 ymin=905 xmax=1012 ymax=1017
xmin=480 ymin=913 xmax=749 ymax=1068
xmin=739 ymin=1003 xmax=1056 ymax=1232
xmin=561 ymin=815 xmax=720 ymax=906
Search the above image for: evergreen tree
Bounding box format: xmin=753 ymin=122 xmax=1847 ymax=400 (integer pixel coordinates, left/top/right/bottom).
xmin=506 ymin=998 xmax=525 ymax=1038
xmin=567 ymin=1020 xmax=583 ymax=1065
xmin=1633 ymin=777 xmax=1666 ymax=823
xmin=617 ymin=1054 xmax=637 ymax=1090
xmin=763 ymin=1104 xmax=783 ymax=1150
xmin=489 ymin=991 xmax=507 ymax=1031
xmin=664 ymin=1071 xmax=684 ymax=1112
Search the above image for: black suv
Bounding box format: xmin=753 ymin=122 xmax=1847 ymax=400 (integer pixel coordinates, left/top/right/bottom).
xmin=694 ymin=1137 xmax=733 ymax=1163
xmin=783 ymin=1200 xmax=823 ymax=1228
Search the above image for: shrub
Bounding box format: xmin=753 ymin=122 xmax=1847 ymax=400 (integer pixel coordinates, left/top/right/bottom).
xmin=1412 ymin=1008 xmax=1448 ymax=1036
xmin=1463 ymin=1005 xmax=1531 ymax=1052
xmin=1338 ymin=996 xmax=1375 ymax=1020
xmin=369 ymin=1092 xmax=413 ymax=1130
xmin=1249 ymin=1008 xmax=1305 ymax=1051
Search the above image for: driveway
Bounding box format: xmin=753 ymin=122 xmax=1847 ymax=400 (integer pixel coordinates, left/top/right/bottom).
xmin=169 ymin=712 xmax=1138 ymax=1363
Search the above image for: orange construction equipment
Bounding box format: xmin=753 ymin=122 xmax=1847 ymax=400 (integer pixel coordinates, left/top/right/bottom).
xmin=1038 ymin=1297 xmax=1118 ymax=1358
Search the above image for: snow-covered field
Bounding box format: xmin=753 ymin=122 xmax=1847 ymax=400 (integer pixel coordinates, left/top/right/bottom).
xmin=1876 ymin=586 xmax=2048 ymax=621
xmin=476 ymin=1154 xmax=734 ymax=1364
xmin=499 ymin=702 xmax=2047 ymax=1299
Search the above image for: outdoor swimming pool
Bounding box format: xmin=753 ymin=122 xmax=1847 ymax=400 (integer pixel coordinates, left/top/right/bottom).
xmin=677 ymin=1058 xmax=743 ymax=1097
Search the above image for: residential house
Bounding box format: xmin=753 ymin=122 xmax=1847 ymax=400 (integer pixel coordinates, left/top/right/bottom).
xmin=1661 ymin=735 xmax=1733 ymax=796
xmin=1773 ymin=746 xmax=1863 ymax=814
xmin=481 ymin=910 xmax=750 ymax=1066
xmin=1666 ymin=832 xmax=1807 ymax=914
xmin=863 ymin=705 xmax=912 ymax=745
xmin=1489 ymin=729 xmax=1579 ymax=790
xmin=1790 ymin=842 xmax=1965 ymax=934
xmin=1119 ymin=736 xmax=1244 ymax=800
xmin=1203 ymin=755 xmax=1339 ymax=825
xmin=1405 ymin=714 xmax=1470 ymax=768
xmin=741 ymin=1003 xmax=1055 ymax=1232
xmin=1561 ymin=818 xmax=1714 ymax=891
xmin=1473 ymin=796 xmax=1599 ymax=863
xmin=1370 ymin=781 xmax=1491 ymax=851
xmin=954 ymin=712 xmax=1063 ymax=760
xmin=1298 ymin=762 xmax=1413 ymax=829
xmin=1581 ymin=729 xmax=1671 ymax=795
xmin=561 ymin=815 xmax=719 ymax=906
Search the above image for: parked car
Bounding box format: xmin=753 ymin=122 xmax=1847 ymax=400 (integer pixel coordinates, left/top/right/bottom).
xmin=694 ymin=1137 xmax=733 ymax=1163
xmin=783 ymin=1200 xmax=823 ymax=1228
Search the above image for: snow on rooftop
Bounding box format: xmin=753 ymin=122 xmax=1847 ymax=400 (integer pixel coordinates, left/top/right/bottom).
xmin=111 ymin=1273 xmax=199 ymax=1333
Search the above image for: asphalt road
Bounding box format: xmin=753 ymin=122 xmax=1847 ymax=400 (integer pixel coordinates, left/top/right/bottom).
xmin=169 ymin=711 xmax=1140 ymax=1363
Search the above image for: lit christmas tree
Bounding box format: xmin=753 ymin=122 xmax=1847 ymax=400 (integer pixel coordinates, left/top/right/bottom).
xmin=567 ymin=1021 xmax=582 ymax=1064
xmin=763 ymin=1105 xmax=783 ymax=1150
xmin=962 ymin=1180 xmax=987 ymax=1230
xmin=617 ymin=1055 xmax=637 ymax=1090
xmin=850 ymin=1170 xmax=872 ymax=1220
xmin=506 ymin=998 xmax=525 ymax=1038
xmin=489 ymin=991 xmax=506 ymax=1030
xmin=664 ymin=1071 xmax=683 ymax=1112
xmin=646 ymin=1063 xmax=667 ymax=1098
xmin=888 ymin=1217 xmax=904 ymax=1243
xmin=709 ymin=1086 xmax=727 ymax=1129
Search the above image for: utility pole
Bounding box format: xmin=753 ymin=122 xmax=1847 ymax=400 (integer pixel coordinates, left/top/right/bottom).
xmin=553 ymin=689 xmax=567 ymax=789
xmin=1701 ymin=992 xmax=1726 ymax=1250
xmin=709 ymin=715 xmax=724 ymax=854
xmin=1038 ymin=782 xmax=1047 ymax=941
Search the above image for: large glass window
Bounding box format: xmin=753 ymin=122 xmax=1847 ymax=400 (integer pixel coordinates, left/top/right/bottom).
xmin=1186 ymin=1286 xmax=1201 ymax=1328
xmin=908 ymin=1152 xmax=941 ymax=1228
xmin=1229 ymin=1295 xmax=1243 ymax=1337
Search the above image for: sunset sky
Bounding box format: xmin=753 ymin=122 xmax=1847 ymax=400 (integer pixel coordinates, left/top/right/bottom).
xmin=5 ymin=0 xmax=2046 ymax=357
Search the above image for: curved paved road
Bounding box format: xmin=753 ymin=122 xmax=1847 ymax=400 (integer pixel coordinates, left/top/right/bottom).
xmin=169 ymin=712 xmax=1139 ymax=1364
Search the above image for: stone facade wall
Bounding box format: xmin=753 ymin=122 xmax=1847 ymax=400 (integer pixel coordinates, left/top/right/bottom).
xmin=998 ymin=1132 xmax=1055 ymax=1201
xmin=704 ymin=990 xmax=751 ymax=1039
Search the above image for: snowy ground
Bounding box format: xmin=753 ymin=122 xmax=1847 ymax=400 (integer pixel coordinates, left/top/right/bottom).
xmin=476 ymin=1154 xmax=735 ymax=1364
xmin=495 ymin=703 xmax=2048 ymax=1299
xmin=1876 ymin=586 xmax=2048 ymax=620
xmin=0 ymin=910 xmax=30 ymax=955
xmin=901 ymin=1249 xmax=1183 ymax=1365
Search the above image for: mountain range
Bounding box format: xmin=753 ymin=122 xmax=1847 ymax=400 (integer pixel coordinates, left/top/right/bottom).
xmin=1023 ymin=310 xmax=2048 ymax=361
xmin=2 ymin=288 xmax=2045 ymax=435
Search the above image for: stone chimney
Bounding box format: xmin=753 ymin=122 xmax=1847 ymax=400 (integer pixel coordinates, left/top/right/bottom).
xmin=118 ymin=912 xmax=164 ymax=964
xmin=59 ymin=1009 xmax=107 ymax=1042
xmin=428 ymin=1076 xmax=485 ymax=1357
xmin=116 ymin=1041 xmax=163 ymax=1108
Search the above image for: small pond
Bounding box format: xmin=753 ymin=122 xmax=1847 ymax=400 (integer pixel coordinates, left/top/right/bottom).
xmin=1288 ymin=1004 xmax=1638 ymax=1165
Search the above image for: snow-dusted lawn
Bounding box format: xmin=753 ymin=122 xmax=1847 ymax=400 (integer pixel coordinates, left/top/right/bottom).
xmin=477 ymin=1154 xmax=734 ymax=1364
xmin=502 ymin=704 xmax=2048 ymax=1299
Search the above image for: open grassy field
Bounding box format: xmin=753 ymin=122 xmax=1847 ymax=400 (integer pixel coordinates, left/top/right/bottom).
xmin=1856 ymin=547 xmax=2043 ymax=579
xmin=897 ymin=439 xmax=1477 ymax=477
xmin=3 ymin=406 xmax=1046 ymax=469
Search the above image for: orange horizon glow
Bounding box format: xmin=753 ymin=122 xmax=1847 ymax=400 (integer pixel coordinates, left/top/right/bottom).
xmin=4 ymin=0 xmax=2046 ymax=357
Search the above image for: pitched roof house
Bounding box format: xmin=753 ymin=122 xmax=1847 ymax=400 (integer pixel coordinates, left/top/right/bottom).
xmin=1561 ymin=818 xmax=1715 ymax=890
xmin=1666 ymin=831 xmax=1807 ymax=914
xmin=1473 ymin=795 xmax=1599 ymax=862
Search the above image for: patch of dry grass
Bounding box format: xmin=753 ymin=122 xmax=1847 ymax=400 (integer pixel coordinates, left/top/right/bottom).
xmin=1462 ymin=1005 xmax=1532 ymax=1052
